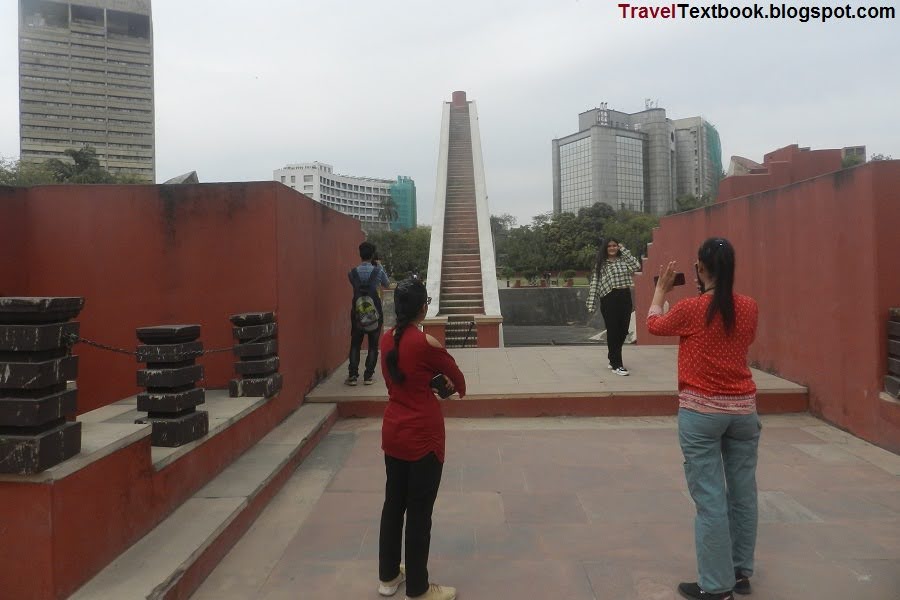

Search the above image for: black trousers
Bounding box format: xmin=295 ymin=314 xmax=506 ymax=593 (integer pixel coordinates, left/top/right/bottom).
xmin=600 ymin=288 xmax=633 ymax=369
xmin=379 ymin=452 xmax=443 ymax=597
xmin=348 ymin=324 xmax=381 ymax=379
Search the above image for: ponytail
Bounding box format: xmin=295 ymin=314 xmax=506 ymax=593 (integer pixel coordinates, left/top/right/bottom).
xmin=385 ymin=278 xmax=429 ymax=383
xmin=699 ymin=238 xmax=736 ymax=334
xmin=386 ymin=319 xmax=412 ymax=383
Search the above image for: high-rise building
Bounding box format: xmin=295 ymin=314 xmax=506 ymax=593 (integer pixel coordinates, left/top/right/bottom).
xmin=18 ymin=0 xmax=155 ymax=181
xmin=552 ymin=103 xmax=721 ymax=216
xmin=390 ymin=176 xmax=417 ymax=231
xmin=273 ymin=162 xmax=416 ymax=231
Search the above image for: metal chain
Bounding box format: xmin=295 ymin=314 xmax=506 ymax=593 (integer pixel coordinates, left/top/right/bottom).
xmin=64 ymin=333 xmax=273 ymax=358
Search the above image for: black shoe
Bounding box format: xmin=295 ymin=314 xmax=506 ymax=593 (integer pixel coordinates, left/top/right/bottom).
xmin=678 ymin=582 xmax=734 ymax=600
xmin=733 ymin=570 xmax=751 ymax=595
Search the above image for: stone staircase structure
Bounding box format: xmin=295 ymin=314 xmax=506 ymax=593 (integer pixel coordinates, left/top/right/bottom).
xmin=425 ymin=91 xmax=502 ymax=348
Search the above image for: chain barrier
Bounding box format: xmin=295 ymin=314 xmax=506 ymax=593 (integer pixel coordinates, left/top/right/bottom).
xmin=63 ymin=333 xmax=271 ymax=358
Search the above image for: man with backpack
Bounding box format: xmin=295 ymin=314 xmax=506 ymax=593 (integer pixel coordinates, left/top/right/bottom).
xmin=346 ymin=241 xmax=391 ymax=386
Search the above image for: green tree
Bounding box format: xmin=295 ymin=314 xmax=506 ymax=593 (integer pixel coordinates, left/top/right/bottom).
xmin=377 ymin=196 xmax=400 ymax=229
xmin=1 ymin=146 xmax=145 ymax=185
xmin=870 ymin=153 xmax=893 ymax=161
xmin=842 ymin=154 xmax=864 ymax=168
xmin=602 ymin=210 xmax=659 ymax=260
xmin=367 ymin=226 xmax=431 ymax=279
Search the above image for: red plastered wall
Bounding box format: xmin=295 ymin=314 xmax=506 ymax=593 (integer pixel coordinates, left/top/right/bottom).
xmin=0 ymin=182 xmax=362 ymax=413
xmin=636 ymin=161 xmax=900 ymax=451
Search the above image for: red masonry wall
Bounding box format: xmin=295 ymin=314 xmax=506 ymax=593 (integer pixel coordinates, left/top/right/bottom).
xmin=635 ymin=161 xmax=900 ymax=452
xmin=0 ymin=182 xmax=364 ymax=413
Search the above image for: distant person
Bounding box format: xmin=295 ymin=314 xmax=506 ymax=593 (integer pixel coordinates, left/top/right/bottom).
xmin=377 ymin=278 xmax=465 ymax=600
xmin=586 ymin=238 xmax=640 ymax=375
xmin=346 ymin=241 xmax=390 ymax=386
xmin=647 ymin=238 xmax=760 ymax=600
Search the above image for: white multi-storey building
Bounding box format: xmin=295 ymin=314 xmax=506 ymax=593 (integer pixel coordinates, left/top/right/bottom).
xmin=274 ymin=162 xmax=395 ymax=227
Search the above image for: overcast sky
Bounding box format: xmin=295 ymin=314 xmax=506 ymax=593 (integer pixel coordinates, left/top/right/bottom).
xmin=1 ymin=0 xmax=898 ymax=225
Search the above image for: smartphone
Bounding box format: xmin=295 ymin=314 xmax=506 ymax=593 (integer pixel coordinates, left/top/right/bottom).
xmin=430 ymin=374 xmax=453 ymax=398
xmin=653 ymin=272 xmax=686 ymax=286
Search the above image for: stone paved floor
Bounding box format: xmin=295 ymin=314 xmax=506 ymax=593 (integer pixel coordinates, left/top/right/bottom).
xmin=193 ymin=415 xmax=900 ymax=600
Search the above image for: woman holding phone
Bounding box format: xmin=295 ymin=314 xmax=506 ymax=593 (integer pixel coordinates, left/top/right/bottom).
xmin=377 ymin=278 xmax=466 ymax=600
xmin=647 ymin=238 xmax=760 ymax=600
xmin=586 ymin=238 xmax=641 ymax=375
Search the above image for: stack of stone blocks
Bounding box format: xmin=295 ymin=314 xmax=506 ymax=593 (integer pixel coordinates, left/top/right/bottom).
xmin=229 ymin=312 xmax=282 ymax=398
xmin=0 ymin=297 xmax=84 ymax=474
xmin=135 ymin=324 xmax=209 ymax=447
xmin=887 ymin=308 xmax=900 ymax=399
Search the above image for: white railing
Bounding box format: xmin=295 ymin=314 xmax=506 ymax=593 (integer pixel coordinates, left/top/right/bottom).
xmin=425 ymin=102 xmax=451 ymax=318
xmin=468 ymin=102 xmax=501 ymax=318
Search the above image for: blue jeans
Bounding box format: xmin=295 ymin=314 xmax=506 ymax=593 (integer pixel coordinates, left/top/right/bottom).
xmin=678 ymin=408 xmax=762 ymax=594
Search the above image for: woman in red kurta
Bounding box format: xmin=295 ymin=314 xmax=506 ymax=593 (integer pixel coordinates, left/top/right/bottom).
xmin=377 ymin=278 xmax=465 ymax=600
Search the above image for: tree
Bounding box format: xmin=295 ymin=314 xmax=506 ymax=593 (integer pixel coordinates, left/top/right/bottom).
xmin=842 ymin=154 xmax=864 ymax=168
xmin=366 ymin=226 xmax=431 ymax=280
xmin=602 ymin=210 xmax=659 ymax=260
xmin=1 ymin=146 xmax=145 ymax=185
xmin=870 ymin=153 xmax=893 ymax=162
xmin=377 ymin=196 xmax=400 ymax=229
xmin=669 ymin=193 xmax=713 ymax=215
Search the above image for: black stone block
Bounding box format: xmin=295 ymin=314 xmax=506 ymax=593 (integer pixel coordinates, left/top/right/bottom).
xmin=0 ymin=322 xmax=80 ymax=352
xmin=235 ymin=356 xmax=279 ymax=377
xmin=136 ymin=341 xmax=203 ymax=364
xmin=230 ymin=312 xmax=275 ymax=326
xmin=136 ymin=387 xmax=205 ymax=414
xmin=233 ymin=323 xmax=277 ymax=342
xmin=136 ymin=410 xmax=208 ymax=447
xmin=0 ymin=421 xmax=81 ymax=474
xmin=137 ymin=364 xmax=203 ymax=388
xmin=890 ymin=307 xmax=900 ymax=322
xmin=0 ymin=388 xmax=78 ymax=427
xmin=889 ymin=340 xmax=900 ymax=359
xmin=889 ymin=357 xmax=900 ymax=378
xmin=889 ymin=321 xmax=900 ymax=338
xmin=0 ymin=297 xmax=85 ymax=325
xmin=886 ymin=375 xmax=900 ymax=399
xmin=233 ymin=339 xmax=278 ymax=359
xmin=0 ymin=356 xmax=78 ymax=390
xmin=229 ymin=372 xmax=283 ymax=398
xmin=136 ymin=325 xmax=201 ymax=345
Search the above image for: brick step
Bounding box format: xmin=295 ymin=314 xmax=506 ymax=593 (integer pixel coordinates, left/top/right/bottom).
xmin=442 ymin=259 xmax=481 ymax=266
xmin=889 ymin=339 xmax=900 ymax=358
xmin=440 ymin=307 xmax=484 ymax=316
xmin=69 ymin=404 xmax=337 ymax=600
xmin=441 ymin=279 xmax=482 ymax=287
xmin=442 ymin=264 xmax=481 ymax=271
xmin=442 ymin=288 xmax=482 ymax=296
xmin=441 ymin=293 xmax=483 ymax=302
xmin=443 ymin=252 xmax=480 ymax=259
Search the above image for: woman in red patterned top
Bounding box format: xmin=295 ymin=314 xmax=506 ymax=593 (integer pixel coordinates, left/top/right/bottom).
xmin=377 ymin=278 xmax=465 ymax=600
xmin=647 ymin=238 xmax=760 ymax=600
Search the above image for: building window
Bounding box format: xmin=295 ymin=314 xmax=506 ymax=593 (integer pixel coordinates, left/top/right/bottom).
xmin=281 ymin=176 xmax=285 ymax=183
xmin=304 ymin=175 xmax=313 ymax=182
xmin=615 ymin=136 xmax=645 ymax=212
xmin=559 ymin=137 xmax=591 ymax=214
xmin=291 ymin=175 xmax=296 ymax=183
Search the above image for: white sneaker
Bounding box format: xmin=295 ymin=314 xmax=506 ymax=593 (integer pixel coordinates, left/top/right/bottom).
xmin=613 ymin=366 xmax=630 ymax=376
xmin=379 ymin=565 xmax=406 ymax=596
xmin=407 ymin=583 xmax=457 ymax=600
xmin=607 ymin=364 xmax=613 ymax=369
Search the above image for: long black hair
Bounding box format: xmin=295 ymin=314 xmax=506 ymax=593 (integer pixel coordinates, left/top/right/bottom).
xmin=698 ymin=237 xmax=736 ymax=334
xmin=385 ymin=278 xmax=428 ymax=384
xmin=596 ymin=237 xmax=621 ymax=275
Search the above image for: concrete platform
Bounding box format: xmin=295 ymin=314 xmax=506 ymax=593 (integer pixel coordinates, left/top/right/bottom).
xmin=307 ymin=346 xmax=808 ymax=417
xmin=193 ymin=414 xmax=900 ymax=600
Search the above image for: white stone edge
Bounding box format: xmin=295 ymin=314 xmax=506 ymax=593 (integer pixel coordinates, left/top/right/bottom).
xmin=426 ymin=102 xmax=451 ymax=318
xmin=468 ymin=103 xmax=503 ymax=328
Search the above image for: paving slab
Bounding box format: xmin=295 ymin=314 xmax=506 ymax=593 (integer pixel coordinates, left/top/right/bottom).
xmin=193 ymin=414 xmax=900 ymax=600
